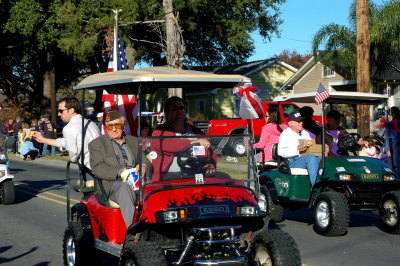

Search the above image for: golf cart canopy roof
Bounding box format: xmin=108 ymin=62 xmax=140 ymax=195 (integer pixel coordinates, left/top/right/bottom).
xmin=74 ymin=66 xmax=251 ymax=94
xmin=273 ymin=91 xmax=388 ymax=105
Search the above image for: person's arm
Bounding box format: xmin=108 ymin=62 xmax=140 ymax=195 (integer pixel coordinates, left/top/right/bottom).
xmin=254 ymin=126 xmax=270 ymax=149
xmin=33 ymin=131 xmax=58 ymax=147
xmin=364 ymin=147 xmax=377 ymax=157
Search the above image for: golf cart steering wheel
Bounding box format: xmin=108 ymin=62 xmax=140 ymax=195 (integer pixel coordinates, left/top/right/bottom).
xmin=177 ymin=143 xmax=212 ymax=172
xmin=338 ymin=133 xmax=361 ymax=154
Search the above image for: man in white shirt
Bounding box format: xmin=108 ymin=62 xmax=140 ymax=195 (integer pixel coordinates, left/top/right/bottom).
xmin=33 ymin=97 xmax=100 ymax=169
xmin=278 ymin=111 xmax=321 ymax=185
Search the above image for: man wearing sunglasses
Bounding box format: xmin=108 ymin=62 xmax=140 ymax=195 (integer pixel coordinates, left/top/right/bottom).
xmin=33 ymin=96 xmax=100 ymax=169
xmin=89 ymin=110 xmax=150 ymax=228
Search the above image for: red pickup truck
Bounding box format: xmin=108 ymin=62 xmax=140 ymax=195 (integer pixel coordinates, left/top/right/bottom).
xmin=192 ymin=101 xmax=322 ymax=155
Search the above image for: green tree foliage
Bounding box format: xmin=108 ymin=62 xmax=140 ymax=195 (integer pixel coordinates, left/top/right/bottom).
xmin=312 ymin=0 xmax=400 ymax=78
xmin=0 ymin=0 xmax=286 ymax=112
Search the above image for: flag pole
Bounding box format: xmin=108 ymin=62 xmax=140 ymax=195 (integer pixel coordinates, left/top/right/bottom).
xmin=113 ymin=9 xmax=121 ymax=71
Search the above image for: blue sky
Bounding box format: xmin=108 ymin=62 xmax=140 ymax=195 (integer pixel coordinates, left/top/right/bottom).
xmin=248 ymin=0 xmax=383 ymax=61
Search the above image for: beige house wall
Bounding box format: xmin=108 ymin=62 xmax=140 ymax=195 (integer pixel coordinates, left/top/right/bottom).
xmin=249 ymin=64 xmax=296 ymax=101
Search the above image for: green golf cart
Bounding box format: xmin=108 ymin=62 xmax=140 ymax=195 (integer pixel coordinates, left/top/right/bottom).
xmin=259 ymin=91 xmax=400 ymax=236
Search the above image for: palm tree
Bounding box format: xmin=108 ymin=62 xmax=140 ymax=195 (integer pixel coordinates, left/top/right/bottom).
xmin=312 ymin=0 xmax=400 ymax=78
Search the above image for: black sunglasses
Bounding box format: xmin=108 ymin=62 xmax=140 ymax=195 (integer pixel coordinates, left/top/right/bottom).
xmin=58 ymin=108 xmax=69 ymax=113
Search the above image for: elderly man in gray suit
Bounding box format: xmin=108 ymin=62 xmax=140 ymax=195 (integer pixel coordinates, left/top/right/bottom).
xmin=89 ymin=110 xmax=150 ymax=228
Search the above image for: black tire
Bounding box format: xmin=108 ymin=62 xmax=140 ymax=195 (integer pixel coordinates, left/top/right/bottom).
xmin=0 ymin=180 xmax=15 ymax=205
xmin=261 ymin=186 xmax=285 ymax=223
xmin=62 ymin=222 xmax=93 ymax=266
xmin=249 ymin=228 xmax=301 ymax=266
xmin=379 ymin=191 xmax=400 ymax=234
xmin=313 ymin=191 xmax=349 ymax=236
xmin=119 ymin=241 xmax=167 ymax=266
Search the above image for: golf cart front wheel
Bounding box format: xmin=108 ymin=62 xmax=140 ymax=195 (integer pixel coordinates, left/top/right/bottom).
xmin=313 ymin=191 xmax=349 ymax=236
xmin=0 ymin=180 xmax=15 ymax=205
xmin=119 ymin=241 xmax=167 ymax=266
xmin=248 ymin=228 xmax=301 ymax=266
xmin=380 ymin=191 xmax=400 ymax=234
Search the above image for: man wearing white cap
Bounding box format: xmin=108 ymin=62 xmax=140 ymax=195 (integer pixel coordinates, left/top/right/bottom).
xmin=278 ymin=111 xmax=322 ymax=185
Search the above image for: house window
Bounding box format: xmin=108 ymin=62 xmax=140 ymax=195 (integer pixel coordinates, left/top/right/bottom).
xmin=323 ymin=66 xmax=335 ymax=78
xmin=196 ymin=99 xmax=206 ymax=113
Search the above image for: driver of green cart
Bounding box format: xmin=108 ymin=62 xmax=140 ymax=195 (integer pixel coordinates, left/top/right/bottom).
xmin=316 ymin=110 xmax=351 ymax=156
xmin=150 ymin=96 xmax=217 ymax=181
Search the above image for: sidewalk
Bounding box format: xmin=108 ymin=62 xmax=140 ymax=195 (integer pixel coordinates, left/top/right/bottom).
xmin=8 ymin=153 xmax=79 ymax=169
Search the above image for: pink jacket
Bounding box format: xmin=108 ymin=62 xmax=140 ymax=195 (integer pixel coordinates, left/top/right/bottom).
xmin=253 ymin=123 xmax=288 ymax=163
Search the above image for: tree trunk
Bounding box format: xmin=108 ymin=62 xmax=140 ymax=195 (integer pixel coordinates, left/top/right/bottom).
xmin=163 ymin=0 xmax=185 ymax=98
xmin=356 ymin=0 xmax=370 ymax=137
xmin=42 ymin=52 xmax=57 ymax=127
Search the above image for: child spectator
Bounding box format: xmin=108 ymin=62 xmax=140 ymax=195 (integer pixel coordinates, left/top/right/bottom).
xmin=358 ymin=136 xmax=378 ymax=158
xmin=20 ymin=129 xmax=39 ymax=160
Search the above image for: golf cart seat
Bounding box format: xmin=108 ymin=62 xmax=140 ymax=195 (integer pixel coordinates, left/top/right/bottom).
xmin=256 ymin=147 xmax=278 ymax=170
xmin=92 ymin=176 xmax=120 ymax=209
xmin=271 ymin=144 xmax=309 ymax=176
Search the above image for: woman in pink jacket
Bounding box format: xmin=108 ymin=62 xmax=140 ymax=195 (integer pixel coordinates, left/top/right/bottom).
xmin=253 ymin=109 xmax=288 ymax=163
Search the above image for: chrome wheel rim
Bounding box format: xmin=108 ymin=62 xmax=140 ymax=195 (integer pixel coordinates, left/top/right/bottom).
xmin=254 ymin=242 xmax=272 ymax=266
xmin=235 ymin=143 xmax=246 ymax=155
xmin=316 ymin=200 xmax=330 ymax=228
xmin=66 ymin=235 xmax=76 ymax=266
xmin=383 ymin=199 xmax=398 ymax=226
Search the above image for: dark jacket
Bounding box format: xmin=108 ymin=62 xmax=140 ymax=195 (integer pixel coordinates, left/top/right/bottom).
xmin=89 ymin=134 xmax=150 ymax=195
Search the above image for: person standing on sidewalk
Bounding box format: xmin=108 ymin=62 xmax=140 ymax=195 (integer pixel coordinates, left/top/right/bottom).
xmin=33 ymin=96 xmax=100 ymax=168
xmin=39 ymin=116 xmax=57 ymax=157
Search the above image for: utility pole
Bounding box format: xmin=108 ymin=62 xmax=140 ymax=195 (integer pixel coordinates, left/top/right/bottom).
xmin=356 ymin=0 xmax=370 ymax=137
xmin=163 ymin=0 xmax=185 ymax=98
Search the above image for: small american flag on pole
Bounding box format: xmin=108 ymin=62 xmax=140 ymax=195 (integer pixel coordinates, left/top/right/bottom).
xmin=314 ymin=83 xmax=330 ymax=105
xmin=102 ymin=30 xmax=138 ymax=136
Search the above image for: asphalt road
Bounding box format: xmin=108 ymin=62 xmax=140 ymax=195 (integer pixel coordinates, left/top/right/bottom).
xmin=1 ymin=157 xmax=399 ymax=266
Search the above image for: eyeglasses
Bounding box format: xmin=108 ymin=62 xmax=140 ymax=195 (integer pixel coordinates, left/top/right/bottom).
xmin=58 ymin=108 xmax=69 ymax=114
xmin=169 ymin=106 xmax=185 ymax=111
xmin=106 ymin=123 xmax=124 ymax=130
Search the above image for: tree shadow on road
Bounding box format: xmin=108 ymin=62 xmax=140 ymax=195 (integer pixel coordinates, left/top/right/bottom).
xmin=13 ymin=179 xmax=67 ymax=204
xmin=0 ymin=246 xmax=42 ymax=264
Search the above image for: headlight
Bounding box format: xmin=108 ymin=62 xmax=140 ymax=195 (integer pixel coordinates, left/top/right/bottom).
xmin=0 ymin=170 xmax=6 ymax=177
xmin=163 ymin=209 xmax=189 ymax=223
xmin=336 ymin=174 xmax=353 ymax=181
xmin=258 ymin=194 xmax=267 ymax=213
xmin=236 ymin=206 xmax=256 ymax=216
xmin=383 ymin=175 xmax=397 ymax=181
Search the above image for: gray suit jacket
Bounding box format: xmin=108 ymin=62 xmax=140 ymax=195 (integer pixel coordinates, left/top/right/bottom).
xmin=89 ymin=134 xmax=148 ymax=195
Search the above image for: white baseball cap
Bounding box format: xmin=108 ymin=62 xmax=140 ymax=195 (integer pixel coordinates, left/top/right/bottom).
xmin=96 ymin=112 xmax=103 ymax=118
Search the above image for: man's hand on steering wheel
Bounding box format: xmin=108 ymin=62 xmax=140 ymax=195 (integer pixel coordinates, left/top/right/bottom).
xmin=191 ymin=138 xmax=211 ymax=149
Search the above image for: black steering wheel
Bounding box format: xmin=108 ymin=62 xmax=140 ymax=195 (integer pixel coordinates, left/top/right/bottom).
xmin=177 ymin=144 xmax=213 ymax=172
xmin=338 ymin=133 xmax=361 ymax=154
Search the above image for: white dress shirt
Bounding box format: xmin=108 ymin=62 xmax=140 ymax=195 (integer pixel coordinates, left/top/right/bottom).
xmin=278 ymin=127 xmax=311 ymax=158
xmin=56 ymin=114 xmax=100 ymax=168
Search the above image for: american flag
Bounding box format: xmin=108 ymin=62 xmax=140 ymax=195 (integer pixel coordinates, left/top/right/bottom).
xmin=102 ymin=30 xmax=138 ymax=136
xmin=314 ymin=83 xmax=330 ymax=105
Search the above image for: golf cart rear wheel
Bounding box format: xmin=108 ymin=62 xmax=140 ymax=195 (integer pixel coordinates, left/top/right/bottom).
xmin=0 ymin=180 xmax=15 ymax=205
xmin=313 ymin=191 xmax=349 ymax=236
xmin=63 ymin=222 xmax=95 ymax=266
xmin=261 ymin=186 xmax=285 ymax=223
xmin=119 ymin=241 xmax=167 ymax=266
xmin=380 ymin=191 xmax=400 ymax=234
xmin=249 ymin=228 xmax=301 ymax=266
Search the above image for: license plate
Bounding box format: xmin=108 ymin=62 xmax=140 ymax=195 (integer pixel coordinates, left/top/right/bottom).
xmin=361 ymin=173 xmax=378 ymax=179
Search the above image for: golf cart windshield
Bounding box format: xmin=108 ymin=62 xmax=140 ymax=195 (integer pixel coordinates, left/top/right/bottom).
xmin=142 ymin=135 xmax=254 ymax=189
